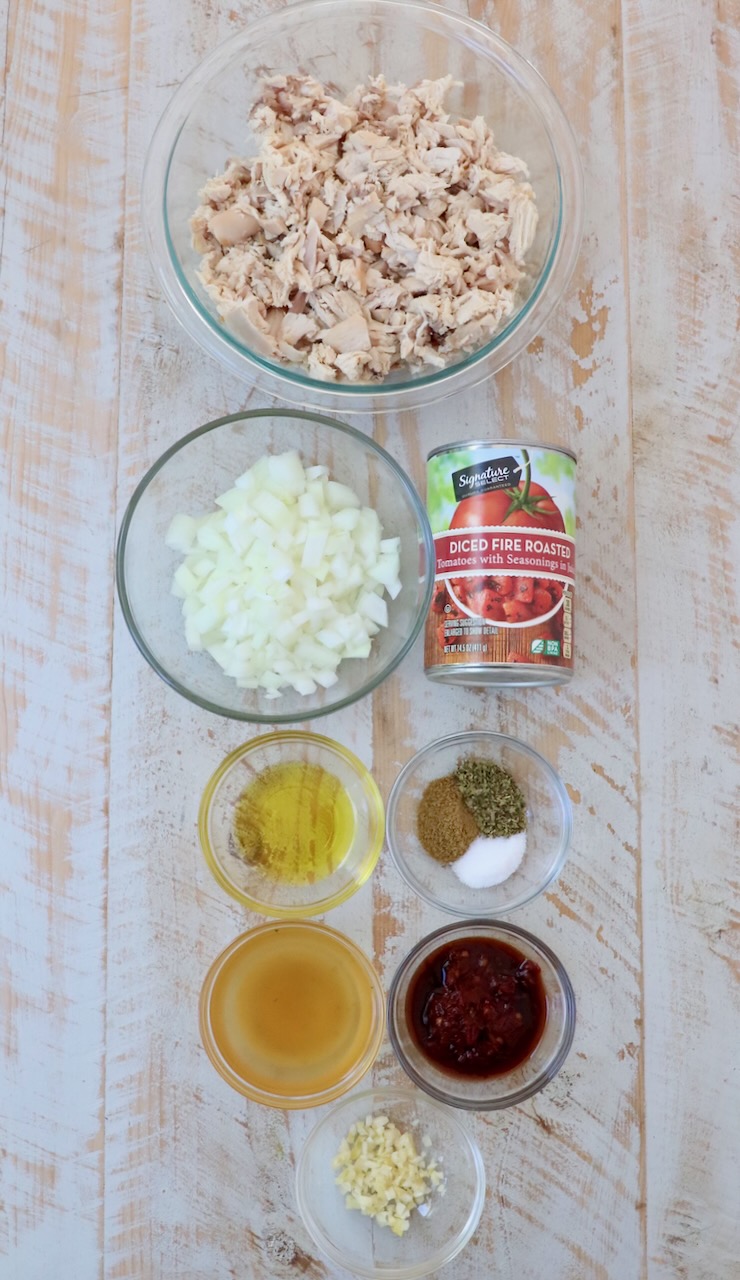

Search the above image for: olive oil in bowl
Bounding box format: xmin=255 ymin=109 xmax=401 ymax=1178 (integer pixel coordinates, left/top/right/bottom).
xmin=199 ymin=732 xmax=385 ymax=918
xmin=232 ymin=761 xmax=355 ymax=884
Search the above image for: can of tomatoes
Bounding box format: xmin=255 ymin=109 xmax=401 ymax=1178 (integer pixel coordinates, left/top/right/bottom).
xmin=424 ymin=441 xmax=576 ymax=687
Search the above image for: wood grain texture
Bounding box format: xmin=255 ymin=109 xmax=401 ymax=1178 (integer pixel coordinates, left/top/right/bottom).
xmin=0 ymin=0 xmax=128 ymax=1274
xmin=0 ymin=0 xmax=737 ymax=1276
xmin=623 ymin=0 xmax=740 ymax=1275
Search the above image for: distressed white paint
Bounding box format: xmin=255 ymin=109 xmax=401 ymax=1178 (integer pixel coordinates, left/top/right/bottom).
xmin=0 ymin=0 xmax=738 ymax=1276
xmin=625 ymin=1 xmax=740 ymax=1276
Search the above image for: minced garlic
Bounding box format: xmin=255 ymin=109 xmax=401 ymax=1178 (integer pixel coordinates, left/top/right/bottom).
xmin=332 ymin=1114 xmax=444 ymax=1236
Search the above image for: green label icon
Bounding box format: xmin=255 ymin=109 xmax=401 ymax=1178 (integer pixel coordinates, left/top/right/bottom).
xmin=530 ymin=638 xmax=545 ymax=654
xmin=545 ymin=640 xmax=561 ymax=656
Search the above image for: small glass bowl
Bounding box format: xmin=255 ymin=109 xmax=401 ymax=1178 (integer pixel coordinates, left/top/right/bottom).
xmin=295 ymin=1086 xmax=486 ymax=1278
xmin=142 ymin=0 xmax=583 ymax=412
xmin=115 ymin=410 xmax=433 ymax=722
xmin=388 ymin=920 xmax=576 ymax=1111
xmin=199 ymin=731 xmax=384 ymax=916
xmin=199 ymin=921 xmax=385 ymax=1109
xmin=386 ymin=730 xmax=572 ymax=917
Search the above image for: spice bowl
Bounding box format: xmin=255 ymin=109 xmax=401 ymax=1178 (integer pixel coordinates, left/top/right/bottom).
xmin=386 ymin=730 xmax=572 ymax=917
xmin=388 ymin=921 xmax=576 ymax=1111
xmin=295 ymin=1086 xmax=485 ymax=1278
xmin=200 ymin=921 xmax=385 ymax=1108
xmin=199 ymin=731 xmax=384 ymax=916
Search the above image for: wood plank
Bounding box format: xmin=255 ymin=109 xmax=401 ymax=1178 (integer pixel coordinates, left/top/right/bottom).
xmin=623 ymin=1 xmax=740 ymax=1276
xmin=370 ymin=0 xmax=644 ymax=1273
xmin=104 ymin=3 xmax=359 ymax=1276
xmin=0 ymin=0 xmax=130 ymax=1275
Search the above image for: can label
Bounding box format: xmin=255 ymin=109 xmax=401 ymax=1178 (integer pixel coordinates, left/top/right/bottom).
xmin=424 ymin=442 xmax=577 ymax=679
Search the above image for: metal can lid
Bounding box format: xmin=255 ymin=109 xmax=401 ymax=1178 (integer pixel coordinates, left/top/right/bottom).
xmin=425 ymin=662 xmax=573 ymax=688
xmin=427 ymin=439 xmax=577 ymax=464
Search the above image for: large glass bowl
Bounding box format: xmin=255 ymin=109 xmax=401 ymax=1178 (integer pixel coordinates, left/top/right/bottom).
xmin=385 ymin=730 xmax=572 ymax=917
xmin=295 ymin=1087 xmax=485 ymax=1278
xmin=116 ymin=410 xmax=433 ymax=722
xmin=388 ymin=920 xmax=576 ymax=1111
xmin=142 ymin=0 xmax=583 ymax=412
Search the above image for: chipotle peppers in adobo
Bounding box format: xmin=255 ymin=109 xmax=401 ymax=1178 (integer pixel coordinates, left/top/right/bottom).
xmin=406 ymin=937 xmax=546 ymax=1078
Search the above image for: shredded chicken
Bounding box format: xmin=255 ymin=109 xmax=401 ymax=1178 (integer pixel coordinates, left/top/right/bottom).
xmin=191 ymin=74 xmax=538 ymax=383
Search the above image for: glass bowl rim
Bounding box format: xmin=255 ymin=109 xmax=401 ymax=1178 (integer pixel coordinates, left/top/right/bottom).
xmin=199 ymin=919 xmax=386 ymax=1108
xmin=387 ymin=917 xmax=576 ymax=1110
xmin=142 ymin=0 xmax=584 ymax=404
xmin=385 ymin=730 xmax=573 ymax=916
xmin=295 ymin=1083 xmax=487 ymax=1279
xmin=115 ymin=408 xmax=435 ymax=722
xmin=198 ymin=730 xmax=385 ymax=916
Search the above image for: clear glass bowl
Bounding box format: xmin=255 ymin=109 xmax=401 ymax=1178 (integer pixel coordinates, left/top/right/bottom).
xmin=388 ymin=920 xmax=576 ymax=1111
xmin=199 ymin=731 xmax=384 ymax=916
xmin=385 ymin=731 xmax=572 ymax=917
xmin=142 ymin=0 xmax=583 ymax=412
xmin=199 ymin=922 xmax=385 ymax=1108
xmin=116 ymin=410 xmax=433 ymax=722
xmin=295 ymin=1086 xmax=485 ymax=1278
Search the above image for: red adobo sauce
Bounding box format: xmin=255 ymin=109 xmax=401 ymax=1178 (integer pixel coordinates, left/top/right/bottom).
xmin=406 ymin=937 xmax=547 ymax=1077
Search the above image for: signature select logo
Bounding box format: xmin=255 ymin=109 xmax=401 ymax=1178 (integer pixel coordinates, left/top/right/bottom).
xmin=451 ymin=455 xmax=521 ymax=501
xmin=458 ymin=464 xmax=515 ymax=488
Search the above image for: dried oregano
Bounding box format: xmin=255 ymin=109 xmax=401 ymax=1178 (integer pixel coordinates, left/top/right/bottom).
xmin=454 ymin=757 xmax=527 ymax=838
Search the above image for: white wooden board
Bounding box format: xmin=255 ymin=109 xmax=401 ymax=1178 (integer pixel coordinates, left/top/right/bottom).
xmin=0 ymin=0 xmax=738 ymax=1276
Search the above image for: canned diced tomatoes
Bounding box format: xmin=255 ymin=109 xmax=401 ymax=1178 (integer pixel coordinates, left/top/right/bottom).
xmin=424 ymin=441 xmax=577 ymax=687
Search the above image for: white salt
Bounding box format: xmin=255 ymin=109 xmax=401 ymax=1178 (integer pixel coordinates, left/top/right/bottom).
xmin=452 ymin=831 xmax=527 ymax=889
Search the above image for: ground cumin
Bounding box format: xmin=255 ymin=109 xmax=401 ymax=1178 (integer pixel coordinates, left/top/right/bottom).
xmin=416 ymin=775 xmax=480 ymax=863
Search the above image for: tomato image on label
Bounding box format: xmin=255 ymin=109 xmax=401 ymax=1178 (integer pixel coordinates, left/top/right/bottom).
xmin=448 ymin=573 xmax=565 ymax=626
xmin=446 ymin=454 xmax=567 ymax=626
xmin=450 ymin=454 xmax=566 ymax=534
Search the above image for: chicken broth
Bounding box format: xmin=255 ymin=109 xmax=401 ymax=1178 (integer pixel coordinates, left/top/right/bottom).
xmin=205 ymin=924 xmax=377 ymax=1097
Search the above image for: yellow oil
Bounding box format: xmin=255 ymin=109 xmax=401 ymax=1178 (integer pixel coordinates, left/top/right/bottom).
xmin=208 ymin=925 xmax=376 ymax=1096
xmin=232 ymin=761 xmax=355 ymax=885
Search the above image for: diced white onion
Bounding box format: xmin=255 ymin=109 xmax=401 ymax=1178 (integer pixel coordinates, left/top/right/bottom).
xmin=165 ymin=451 xmax=402 ymax=698
xmin=165 ymin=514 xmax=197 ymax=554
